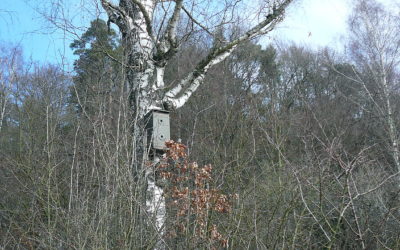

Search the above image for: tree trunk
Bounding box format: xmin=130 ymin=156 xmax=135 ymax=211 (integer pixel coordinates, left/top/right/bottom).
xmin=100 ymin=0 xmax=293 ymax=248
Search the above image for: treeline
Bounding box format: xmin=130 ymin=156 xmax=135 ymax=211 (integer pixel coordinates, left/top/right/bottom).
xmin=1 ymin=0 xmax=400 ymax=249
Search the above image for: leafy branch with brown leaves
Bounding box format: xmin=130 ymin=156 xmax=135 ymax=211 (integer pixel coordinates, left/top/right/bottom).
xmin=151 ymin=140 xmax=237 ymax=248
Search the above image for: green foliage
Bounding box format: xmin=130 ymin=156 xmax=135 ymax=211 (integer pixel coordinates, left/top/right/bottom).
xmin=69 ymin=19 xmax=123 ymax=115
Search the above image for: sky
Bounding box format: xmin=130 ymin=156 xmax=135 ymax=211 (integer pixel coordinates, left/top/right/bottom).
xmin=0 ymin=0 xmax=393 ymax=69
xmin=270 ymin=0 xmax=351 ymax=48
xmin=0 ymin=0 xmax=76 ymax=68
xmin=0 ymin=0 xmax=97 ymax=71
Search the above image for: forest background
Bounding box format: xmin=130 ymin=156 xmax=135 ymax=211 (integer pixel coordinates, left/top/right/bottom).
xmin=1 ymin=0 xmax=400 ymax=249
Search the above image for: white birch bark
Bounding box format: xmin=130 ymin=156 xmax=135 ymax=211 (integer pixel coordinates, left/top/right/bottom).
xmin=0 ymin=65 xmax=8 ymax=133
xmin=145 ymin=156 xmax=166 ymax=250
xmin=0 ymin=52 xmax=18 ymax=134
xmin=379 ymin=57 xmax=400 ymax=183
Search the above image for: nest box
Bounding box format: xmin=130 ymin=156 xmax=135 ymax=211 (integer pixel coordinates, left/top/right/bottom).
xmin=145 ymin=110 xmax=170 ymax=151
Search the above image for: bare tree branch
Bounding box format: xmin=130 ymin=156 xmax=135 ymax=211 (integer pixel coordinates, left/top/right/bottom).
xmin=100 ymin=0 xmax=127 ymax=30
xmin=131 ymin=0 xmax=155 ymax=37
xmin=154 ymin=0 xmax=183 ymax=64
xmin=181 ymin=5 xmax=214 ymax=38
xmin=162 ymin=0 xmax=293 ymax=110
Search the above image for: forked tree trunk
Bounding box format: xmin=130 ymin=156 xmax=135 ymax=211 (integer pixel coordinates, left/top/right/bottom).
xmin=100 ymin=0 xmax=293 ymax=248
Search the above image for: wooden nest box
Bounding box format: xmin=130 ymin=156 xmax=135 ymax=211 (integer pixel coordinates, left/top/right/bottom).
xmin=145 ymin=109 xmax=170 ymax=151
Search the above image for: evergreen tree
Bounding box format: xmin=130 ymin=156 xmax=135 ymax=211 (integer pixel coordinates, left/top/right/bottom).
xmin=69 ymin=19 xmax=122 ymax=116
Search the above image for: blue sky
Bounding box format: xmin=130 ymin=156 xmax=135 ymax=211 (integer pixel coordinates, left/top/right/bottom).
xmin=0 ymin=0 xmax=76 ymax=70
xmin=0 ymin=0 xmax=101 ymax=71
xmin=271 ymin=0 xmax=351 ymax=48
xmin=1 ymin=0 xmax=389 ymax=69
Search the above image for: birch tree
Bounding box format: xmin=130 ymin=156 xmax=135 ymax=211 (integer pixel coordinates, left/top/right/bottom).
xmin=0 ymin=46 xmax=21 ymax=134
xmin=100 ymin=0 xmax=293 ymax=116
xmin=98 ymin=0 xmax=295 ymax=244
xmin=348 ymin=0 xmax=400 ymax=184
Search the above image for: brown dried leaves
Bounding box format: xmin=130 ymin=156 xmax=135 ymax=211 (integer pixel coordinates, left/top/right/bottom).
xmin=155 ymin=140 xmax=236 ymax=248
